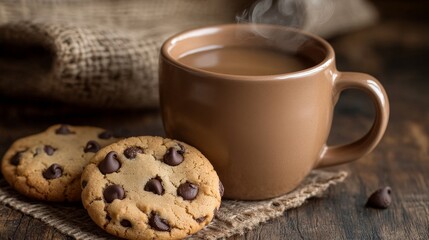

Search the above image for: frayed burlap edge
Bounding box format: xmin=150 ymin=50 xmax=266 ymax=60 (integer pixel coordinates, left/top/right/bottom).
xmin=0 ymin=170 xmax=347 ymax=240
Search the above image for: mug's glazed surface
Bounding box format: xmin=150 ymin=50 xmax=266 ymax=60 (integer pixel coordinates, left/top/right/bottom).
xmin=159 ymin=24 xmax=389 ymax=200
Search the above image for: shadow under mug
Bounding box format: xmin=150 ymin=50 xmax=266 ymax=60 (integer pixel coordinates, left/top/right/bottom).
xmin=159 ymin=24 xmax=389 ymax=200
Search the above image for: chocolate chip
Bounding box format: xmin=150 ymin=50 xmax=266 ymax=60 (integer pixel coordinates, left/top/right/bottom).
xmin=177 ymin=143 xmax=185 ymax=154
xmin=98 ymin=151 xmax=121 ymax=174
xmin=103 ymin=184 xmax=125 ymax=203
xmin=42 ymin=164 xmax=63 ymax=179
xmin=10 ymin=152 xmax=23 ymax=166
xmin=55 ymin=124 xmax=74 ymax=135
xmin=82 ymin=180 xmax=87 ymax=189
xmin=144 ymin=177 xmax=164 ymax=195
xmin=177 ymin=182 xmax=199 ymax=200
xmin=195 ymin=216 xmax=206 ymax=223
xmin=219 ymin=180 xmax=224 ymax=197
xmin=44 ymin=145 xmax=56 ymax=156
xmin=149 ymin=213 xmax=170 ymax=231
xmin=123 ymin=146 xmax=143 ymax=159
xmin=106 ymin=214 xmax=112 ymax=221
xmin=120 ymin=219 xmax=132 ymax=228
xmin=84 ymin=140 xmax=100 ymax=153
xmin=366 ymin=186 xmax=392 ymax=209
xmin=163 ymin=147 xmax=184 ymax=166
xmin=98 ymin=131 xmax=113 ymax=139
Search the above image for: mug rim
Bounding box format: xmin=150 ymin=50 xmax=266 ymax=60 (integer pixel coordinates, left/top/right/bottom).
xmin=161 ymin=24 xmax=335 ymax=81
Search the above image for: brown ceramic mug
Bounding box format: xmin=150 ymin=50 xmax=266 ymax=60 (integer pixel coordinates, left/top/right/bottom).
xmin=159 ymin=24 xmax=389 ymax=200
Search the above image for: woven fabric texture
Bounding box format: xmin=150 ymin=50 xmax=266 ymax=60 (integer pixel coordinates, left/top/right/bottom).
xmin=0 ymin=0 xmax=247 ymax=108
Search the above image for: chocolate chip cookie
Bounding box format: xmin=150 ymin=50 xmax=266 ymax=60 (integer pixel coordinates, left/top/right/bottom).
xmin=1 ymin=124 xmax=118 ymax=201
xmin=81 ymin=136 xmax=223 ymax=240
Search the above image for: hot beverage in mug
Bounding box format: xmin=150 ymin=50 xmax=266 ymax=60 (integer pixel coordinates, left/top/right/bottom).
xmin=159 ymin=24 xmax=389 ymax=200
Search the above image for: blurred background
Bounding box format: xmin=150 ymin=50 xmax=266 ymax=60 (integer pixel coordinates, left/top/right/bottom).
xmin=0 ymin=0 xmax=427 ymax=142
xmin=0 ymin=0 xmax=427 ymax=138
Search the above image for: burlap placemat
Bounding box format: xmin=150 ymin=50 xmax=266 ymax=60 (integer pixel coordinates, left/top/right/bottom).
xmin=0 ymin=170 xmax=347 ymax=239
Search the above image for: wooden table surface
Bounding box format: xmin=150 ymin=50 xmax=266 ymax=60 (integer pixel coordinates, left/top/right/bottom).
xmin=1 ymin=3 xmax=428 ymax=240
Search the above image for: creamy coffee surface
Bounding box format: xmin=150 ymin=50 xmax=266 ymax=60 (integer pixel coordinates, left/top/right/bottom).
xmin=178 ymin=46 xmax=314 ymax=76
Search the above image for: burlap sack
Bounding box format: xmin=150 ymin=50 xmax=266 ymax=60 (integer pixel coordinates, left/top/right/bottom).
xmin=0 ymin=0 xmax=377 ymax=109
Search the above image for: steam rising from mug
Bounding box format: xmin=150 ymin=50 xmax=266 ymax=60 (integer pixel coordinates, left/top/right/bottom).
xmin=236 ymin=0 xmax=335 ymax=43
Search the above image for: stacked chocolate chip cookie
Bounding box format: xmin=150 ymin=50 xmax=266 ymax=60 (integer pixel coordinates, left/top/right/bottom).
xmin=1 ymin=124 xmax=118 ymax=201
xmin=1 ymin=125 xmax=223 ymax=240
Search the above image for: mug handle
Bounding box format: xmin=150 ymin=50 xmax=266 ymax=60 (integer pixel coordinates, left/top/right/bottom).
xmin=315 ymin=72 xmax=389 ymax=168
